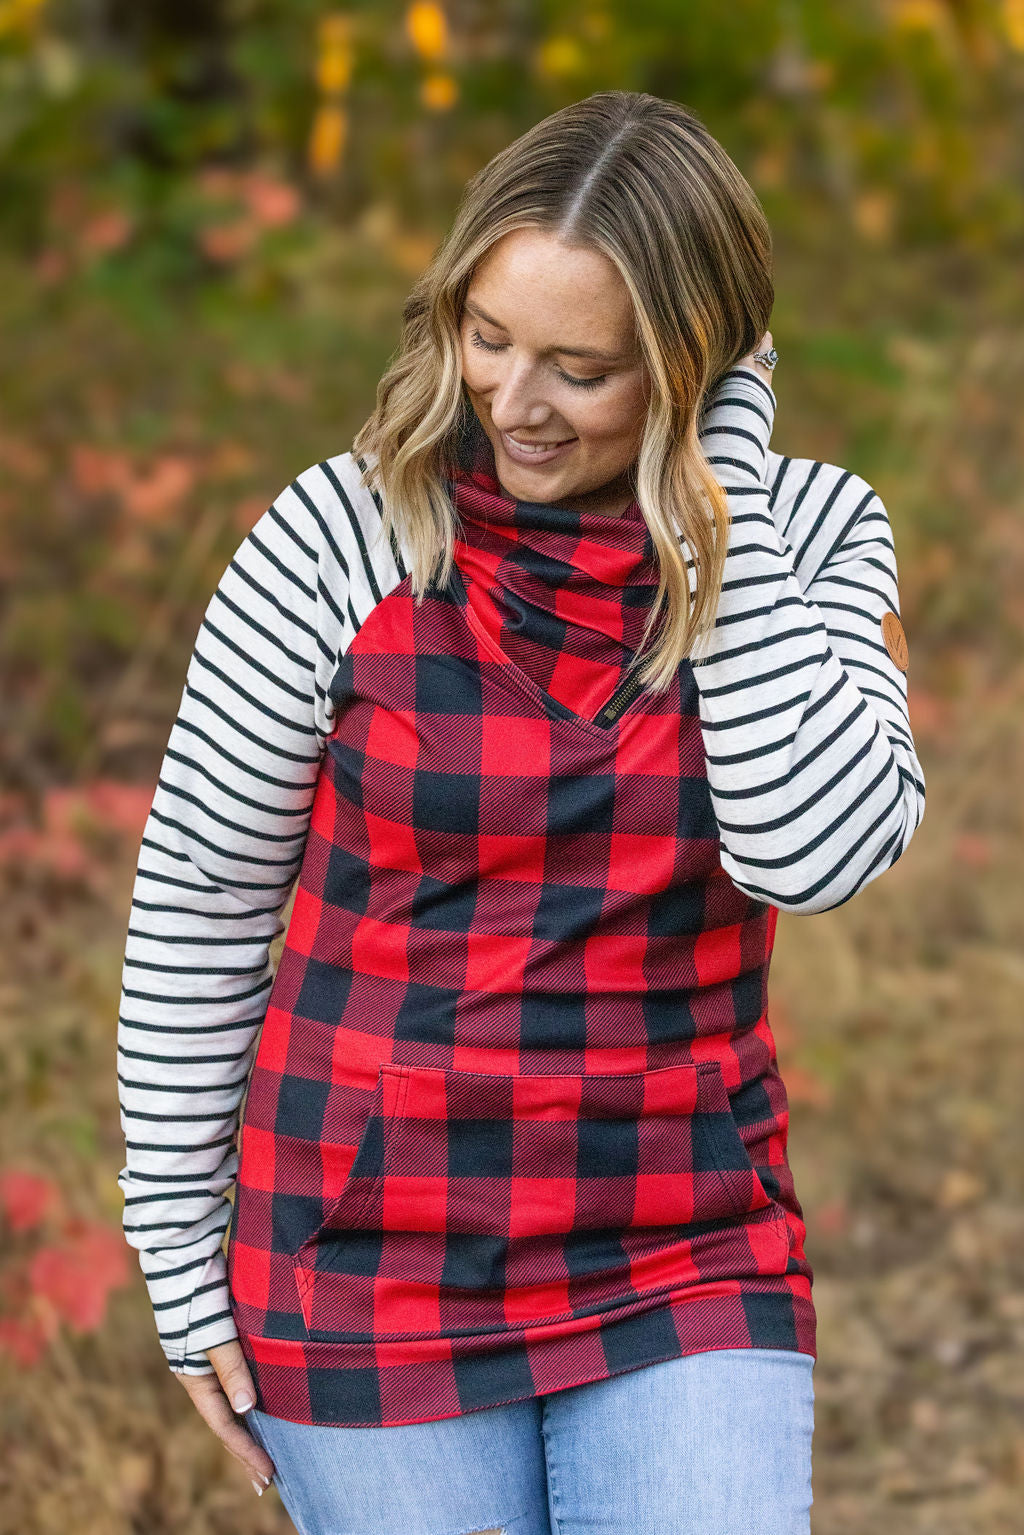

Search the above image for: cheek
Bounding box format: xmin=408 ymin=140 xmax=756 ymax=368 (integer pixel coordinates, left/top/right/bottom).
xmin=578 ymin=392 xmax=646 ymax=450
xmin=459 ymin=338 xmax=490 ymax=393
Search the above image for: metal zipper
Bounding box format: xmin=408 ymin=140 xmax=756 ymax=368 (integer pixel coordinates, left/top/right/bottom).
xmin=592 ymin=664 xmax=647 ymax=728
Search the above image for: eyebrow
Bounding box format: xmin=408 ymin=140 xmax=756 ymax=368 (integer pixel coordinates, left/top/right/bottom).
xmin=463 ymin=300 xmax=628 ymax=364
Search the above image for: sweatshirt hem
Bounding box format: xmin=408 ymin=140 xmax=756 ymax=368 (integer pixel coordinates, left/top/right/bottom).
xmin=234 ymin=1283 xmax=816 ymax=1428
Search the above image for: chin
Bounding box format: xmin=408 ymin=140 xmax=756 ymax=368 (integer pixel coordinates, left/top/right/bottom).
xmin=501 ymin=466 xmax=574 ymax=498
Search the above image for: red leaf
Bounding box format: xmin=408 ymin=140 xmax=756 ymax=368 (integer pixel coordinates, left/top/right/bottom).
xmin=81 ymin=208 xmax=134 ymax=255
xmin=120 ymin=455 xmax=197 ymax=522
xmin=954 ymin=833 xmax=991 ymax=869
xmin=28 ymin=1222 xmax=130 ymax=1334
xmin=816 ymin=1198 xmax=850 ymax=1236
xmin=783 ymin=1063 xmax=833 ymax=1108
xmin=70 ymin=444 xmax=134 ymax=498
xmin=0 ymin=1169 xmax=60 ymax=1233
xmin=241 ymin=172 xmax=301 ymax=228
xmin=83 ymin=780 xmax=154 ymax=838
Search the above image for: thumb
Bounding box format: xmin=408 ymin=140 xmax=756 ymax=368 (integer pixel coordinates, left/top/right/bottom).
xmin=206 ymin=1339 xmax=258 ymax=1414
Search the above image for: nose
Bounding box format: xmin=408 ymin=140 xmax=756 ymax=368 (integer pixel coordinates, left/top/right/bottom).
xmin=486 ymin=360 xmax=564 ymax=437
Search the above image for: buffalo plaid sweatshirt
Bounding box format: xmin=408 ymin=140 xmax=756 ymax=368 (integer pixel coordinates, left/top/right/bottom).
xmin=116 ymin=366 xmax=925 ymax=1425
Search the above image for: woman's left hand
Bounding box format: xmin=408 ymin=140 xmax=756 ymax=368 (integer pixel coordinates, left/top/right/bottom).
xmin=739 ymin=329 xmax=776 ymax=389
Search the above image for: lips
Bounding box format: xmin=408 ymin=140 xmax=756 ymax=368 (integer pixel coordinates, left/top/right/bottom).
xmin=507 ymin=435 xmax=575 ymax=450
xmin=500 ymin=430 xmax=578 ymax=467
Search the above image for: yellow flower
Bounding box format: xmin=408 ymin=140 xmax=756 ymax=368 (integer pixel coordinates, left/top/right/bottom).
xmin=852 ymin=190 xmax=895 ymax=243
xmin=0 ymin=0 xmax=47 ymax=38
xmin=536 ymin=35 xmax=586 ymax=78
xmin=1003 ymin=0 xmax=1024 ymax=50
xmin=890 ymin=0 xmax=946 ymax=30
xmin=421 ymin=71 xmax=458 ymax=111
xmin=406 ymin=2 xmax=447 ymax=61
xmin=316 ymin=42 xmax=353 ymax=95
xmin=318 ymin=12 xmax=352 ymax=46
xmin=308 ymin=103 xmax=348 ymax=175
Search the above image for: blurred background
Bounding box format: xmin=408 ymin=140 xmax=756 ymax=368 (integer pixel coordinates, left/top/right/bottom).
xmin=1 ymin=1 xmax=1022 ymax=1531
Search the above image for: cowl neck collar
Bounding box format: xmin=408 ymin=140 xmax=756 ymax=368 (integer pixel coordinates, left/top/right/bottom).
xmin=443 ymin=407 xmax=663 ymax=721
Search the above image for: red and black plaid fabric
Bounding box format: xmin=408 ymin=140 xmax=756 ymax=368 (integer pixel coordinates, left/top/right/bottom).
xmin=227 ymin=411 xmax=815 ymax=1426
xmin=444 ymin=411 xmax=664 ymax=723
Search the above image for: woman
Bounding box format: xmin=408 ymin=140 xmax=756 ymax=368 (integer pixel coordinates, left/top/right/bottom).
xmin=116 ymin=91 xmax=925 ymax=1533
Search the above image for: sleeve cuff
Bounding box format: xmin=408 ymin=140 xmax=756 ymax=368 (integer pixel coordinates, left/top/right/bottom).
xmin=698 ymin=365 xmax=777 ymax=485
xmin=721 ymin=362 xmax=777 ymax=411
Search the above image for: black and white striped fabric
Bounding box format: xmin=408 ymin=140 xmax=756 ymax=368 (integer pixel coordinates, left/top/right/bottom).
xmin=115 ymin=365 xmax=925 ymax=1373
xmin=693 ymin=369 xmax=924 ymax=908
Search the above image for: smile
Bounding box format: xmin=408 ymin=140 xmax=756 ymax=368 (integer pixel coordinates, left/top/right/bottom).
xmin=501 ymin=430 xmax=578 ymax=466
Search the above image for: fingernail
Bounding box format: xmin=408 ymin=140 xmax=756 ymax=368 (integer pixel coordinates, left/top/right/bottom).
xmin=251 ymin=1480 xmax=264 ymax=1496
xmin=233 ymin=1391 xmax=255 ymax=1412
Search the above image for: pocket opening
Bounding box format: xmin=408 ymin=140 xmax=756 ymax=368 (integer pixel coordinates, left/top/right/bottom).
xmin=691 ymin=1059 xmax=780 ymax=1223
xmin=291 ymin=1062 xmax=410 ymax=1289
xmin=291 ymin=1057 xmax=791 ymax=1340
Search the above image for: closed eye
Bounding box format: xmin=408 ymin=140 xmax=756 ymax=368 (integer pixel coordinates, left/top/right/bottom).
xmin=468 ymin=329 xmax=607 ymax=391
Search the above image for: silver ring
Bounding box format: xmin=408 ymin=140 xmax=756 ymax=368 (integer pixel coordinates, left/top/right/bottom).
xmin=752 ymin=346 xmax=778 ymax=371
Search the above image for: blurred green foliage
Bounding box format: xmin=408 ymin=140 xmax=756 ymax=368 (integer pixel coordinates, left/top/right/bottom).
xmin=1 ymin=0 xmax=1023 ymax=788
xmin=0 ymin=0 xmax=1019 ymax=248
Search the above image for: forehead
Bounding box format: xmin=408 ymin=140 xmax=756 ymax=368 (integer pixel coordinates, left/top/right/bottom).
xmin=466 ymin=229 xmax=637 ymax=356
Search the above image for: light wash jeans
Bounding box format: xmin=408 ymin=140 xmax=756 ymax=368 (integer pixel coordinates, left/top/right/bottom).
xmin=245 ymin=1346 xmax=815 ymax=1535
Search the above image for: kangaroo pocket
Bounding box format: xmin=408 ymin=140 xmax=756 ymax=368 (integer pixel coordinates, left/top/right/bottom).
xmin=291 ymin=1060 xmax=792 ymax=1343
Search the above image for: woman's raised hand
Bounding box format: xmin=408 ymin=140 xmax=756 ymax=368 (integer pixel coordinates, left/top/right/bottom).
xmin=176 ymin=1338 xmax=277 ymax=1496
xmin=739 ymin=329 xmax=776 ymax=389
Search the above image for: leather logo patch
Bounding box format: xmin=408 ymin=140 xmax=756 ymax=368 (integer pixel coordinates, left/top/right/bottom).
xmin=881 ymin=610 xmax=909 ymax=672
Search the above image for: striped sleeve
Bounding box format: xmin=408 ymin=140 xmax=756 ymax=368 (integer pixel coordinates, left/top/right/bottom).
xmin=691 ymin=364 xmax=926 ymax=913
xmin=115 ymin=454 xmax=404 ymax=1374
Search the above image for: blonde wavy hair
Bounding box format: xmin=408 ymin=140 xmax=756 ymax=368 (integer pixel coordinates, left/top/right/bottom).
xmin=351 ymin=89 xmax=773 ymax=691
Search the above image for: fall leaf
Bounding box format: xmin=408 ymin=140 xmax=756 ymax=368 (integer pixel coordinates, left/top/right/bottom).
xmin=80 ymin=208 xmax=134 ymax=255
xmin=81 ymin=780 xmax=154 ymax=838
xmin=28 ymin=1221 xmax=129 ymax=1334
xmin=234 ymin=494 xmax=270 ymax=533
xmin=70 ymin=443 xmax=133 ymax=497
xmin=120 ymin=454 xmax=197 ymax=521
xmin=33 ymin=247 xmax=70 ymax=285
xmin=0 ymin=1169 xmax=61 ymax=1233
xmin=954 ymin=833 xmax=991 ymax=868
xmin=816 ymin=1198 xmax=850 ymax=1235
xmin=0 ymin=823 xmax=47 ymax=869
xmin=0 ymin=433 xmax=48 ymax=480
xmin=198 ymin=218 xmax=260 ymax=264
xmin=907 ymin=686 xmax=951 ymax=742
xmin=241 ymin=172 xmax=301 ymax=229
xmin=783 ymin=1062 xmax=833 ymax=1108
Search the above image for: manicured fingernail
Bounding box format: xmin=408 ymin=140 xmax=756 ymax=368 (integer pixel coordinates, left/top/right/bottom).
xmin=233 ymin=1391 xmax=255 ymax=1412
xmin=251 ymin=1480 xmax=264 ymax=1496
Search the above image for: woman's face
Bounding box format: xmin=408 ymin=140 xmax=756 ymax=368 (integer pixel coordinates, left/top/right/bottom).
xmin=458 ymin=228 xmax=651 ymax=516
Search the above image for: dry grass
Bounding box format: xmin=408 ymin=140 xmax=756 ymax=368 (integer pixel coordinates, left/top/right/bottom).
xmin=772 ymin=654 xmax=1024 ymax=1532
